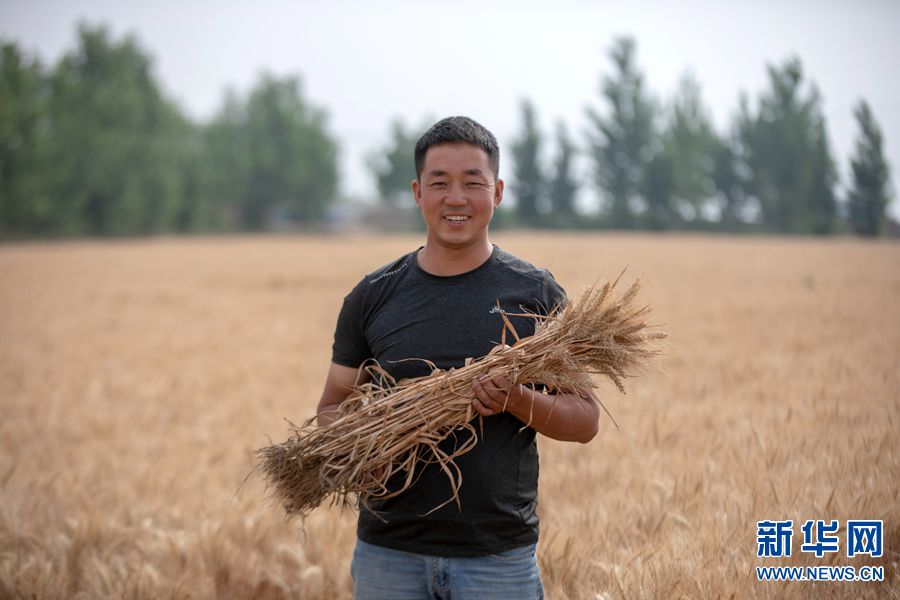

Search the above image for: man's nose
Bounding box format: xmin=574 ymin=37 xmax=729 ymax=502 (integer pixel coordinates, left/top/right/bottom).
xmin=445 ymin=183 xmax=467 ymax=205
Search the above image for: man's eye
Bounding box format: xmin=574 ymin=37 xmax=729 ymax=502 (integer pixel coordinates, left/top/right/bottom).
xmin=430 ymin=182 xmax=447 ymax=188
xmin=465 ymin=181 xmax=485 ymax=187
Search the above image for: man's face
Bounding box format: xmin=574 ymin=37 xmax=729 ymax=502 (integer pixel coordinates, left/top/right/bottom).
xmin=412 ymin=143 xmax=503 ymax=252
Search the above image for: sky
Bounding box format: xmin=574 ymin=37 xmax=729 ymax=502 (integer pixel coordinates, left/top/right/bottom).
xmin=2 ymin=0 xmax=898 ymax=215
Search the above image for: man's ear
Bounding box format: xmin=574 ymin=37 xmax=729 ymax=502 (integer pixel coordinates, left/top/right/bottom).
xmin=412 ymin=179 xmax=421 ymax=208
xmin=493 ymin=179 xmax=504 ymax=209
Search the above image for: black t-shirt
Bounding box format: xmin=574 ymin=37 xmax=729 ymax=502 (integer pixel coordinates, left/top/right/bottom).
xmin=331 ymin=245 xmax=566 ymax=557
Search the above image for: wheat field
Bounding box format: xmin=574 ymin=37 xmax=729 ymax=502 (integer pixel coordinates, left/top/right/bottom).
xmin=0 ymin=233 xmax=897 ymax=599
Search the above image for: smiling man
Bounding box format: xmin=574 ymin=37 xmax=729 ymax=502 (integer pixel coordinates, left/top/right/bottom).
xmin=317 ymin=116 xmax=600 ymax=599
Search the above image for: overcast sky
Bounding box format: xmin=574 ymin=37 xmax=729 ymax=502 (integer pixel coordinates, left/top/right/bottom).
xmin=2 ymin=0 xmax=898 ymax=214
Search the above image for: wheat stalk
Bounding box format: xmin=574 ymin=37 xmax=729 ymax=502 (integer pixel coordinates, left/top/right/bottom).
xmin=258 ymin=275 xmax=666 ymax=518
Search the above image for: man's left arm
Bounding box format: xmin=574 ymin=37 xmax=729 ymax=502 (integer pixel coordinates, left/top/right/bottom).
xmin=471 ymin=374 xmax=600 ymax=443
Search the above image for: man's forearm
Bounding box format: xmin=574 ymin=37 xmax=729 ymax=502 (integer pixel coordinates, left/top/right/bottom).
xmin=317 ymin=362 xmax=370 ymax=428
xmin=505 ymin=385 xmax=600 ymax=443
xmin=472 ymin=374 xmax=600 ymax=443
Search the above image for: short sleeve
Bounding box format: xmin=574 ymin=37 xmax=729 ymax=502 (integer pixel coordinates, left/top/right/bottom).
xmin=331 ymin=280 xmax=372 ymax=368
xmin=541 ymin=270 xmax=567 ymax=315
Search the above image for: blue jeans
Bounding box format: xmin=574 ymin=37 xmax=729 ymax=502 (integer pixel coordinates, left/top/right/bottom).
xmin=351 ymin=538 xmax=544 ymax=599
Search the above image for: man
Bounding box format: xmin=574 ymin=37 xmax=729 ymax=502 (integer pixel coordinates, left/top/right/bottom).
xmin=317 ymin=116 xmax=600 ymax=599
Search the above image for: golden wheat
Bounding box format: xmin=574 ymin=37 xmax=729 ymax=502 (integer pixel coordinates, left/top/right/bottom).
xmin=1 ymin=234 xmax=897 ymax=599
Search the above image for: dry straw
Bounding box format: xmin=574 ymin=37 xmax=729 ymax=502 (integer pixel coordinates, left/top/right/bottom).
xmin=258 ymin=275 xmax=666 ymax=518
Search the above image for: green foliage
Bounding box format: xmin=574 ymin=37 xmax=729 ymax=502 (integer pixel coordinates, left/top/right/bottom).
xmin=737 ymin=57 xmax=837 ymax=234
xmin=46 ymin=24 xmax=193 ymax=236
xmin=0 ymin=25 xmax=339 ymax=238
xmin=848 ymin=100 xmax=893 ymax=236
xmin=1 ymin=24 xmax=893 ymax=239
xmin=202 ymin=75 xmax=338 ymax=229
xmin=808 ymin=118 xmax=838 ymax=234
xmin=586 ymin=37 xmax=656 ymax=228
xmin=662 ymin=74 xmax=718 ymax=223
xmin=366 ymin=117 xmax=424 ymax=206
xmin=547 ymin=121 xmax=578 ymax=227
xmin=0 ymin=43 xmax=52 ymax=236
xmin=199 ymin=91 xmax=246 ymax=231
xmin=511 ymin=99 xmax=545 ymax=227
xmin=709 ymin=133 xmax=748 ymax=229
xmin=642 ymin=150 xmax=675 ymax=230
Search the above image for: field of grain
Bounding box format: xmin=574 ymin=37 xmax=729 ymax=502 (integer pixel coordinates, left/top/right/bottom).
xmin=0 ymin=233 xmax=897 ymax=599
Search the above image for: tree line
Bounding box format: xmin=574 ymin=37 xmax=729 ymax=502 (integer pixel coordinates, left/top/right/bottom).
xmin=373 ymin=39 xmax=894 ymax=237
xmin=1 ymin=26 xmax=894 ymax=238
xmin=1 ymin=24 xmax=337 ymax=237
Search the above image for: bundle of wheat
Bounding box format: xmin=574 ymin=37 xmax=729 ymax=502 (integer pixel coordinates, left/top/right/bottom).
xmin=258 ymin=275 xmax=665 ymax=518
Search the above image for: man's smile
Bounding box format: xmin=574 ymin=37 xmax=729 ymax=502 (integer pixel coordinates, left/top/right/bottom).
xmin=443 ymin=215 xmax=470 ymax=224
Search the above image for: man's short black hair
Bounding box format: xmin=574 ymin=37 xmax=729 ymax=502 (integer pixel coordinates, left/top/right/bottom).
xmin=414 ymin=116 xmax=500 ymax=181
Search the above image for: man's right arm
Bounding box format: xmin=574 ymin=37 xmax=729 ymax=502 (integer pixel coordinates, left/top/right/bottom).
xmin=316 ymin=362 xmax=370 ymax=426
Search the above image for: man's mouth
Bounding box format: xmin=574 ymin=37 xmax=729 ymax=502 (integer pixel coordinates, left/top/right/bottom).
xmin=443 ymin=215 xmax=470 ymax=223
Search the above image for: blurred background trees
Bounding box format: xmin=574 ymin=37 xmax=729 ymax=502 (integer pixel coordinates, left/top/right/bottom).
xmin=847 ymin=100 xmax=893 ymax=236
xmin=511 ymin=99 xmax=545 ymax=227
xmin=547 ymin=121 xmax=578 ymax=228
xmin=661 ymin=74 xmax=719 ymax=227
xmin=585 ymin=37 xmax=656 ymax=230
xmin=203 ymin=75 xmax=338 ymax=230
xmin=47 ymin=25 xmax=192 ymax=236
xmin=365 ymin=117 xmax=422 ymax=207
xmin=736 ymin=58 xmax=838 ymax=235
xmin=0 ymin=26 xmax=895 ymax=238
xmin=1 ymin=42 xmax=51 ymax=235
xmin=1 ymin=24 xmax=339 ymax=237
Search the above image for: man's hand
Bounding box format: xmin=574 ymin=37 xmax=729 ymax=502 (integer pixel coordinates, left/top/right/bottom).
xmin=471 ymin=373 xmax=600 ymax=443
xmin=472 ymin=373 xmax=523 ymax=417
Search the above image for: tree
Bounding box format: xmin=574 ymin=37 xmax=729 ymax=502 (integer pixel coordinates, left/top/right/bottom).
xmin=202 ymin=74 xmax=339 ymax=229
xmin=642 ymin=151 xmax=674 ymax=230
xmin=173 ymin=126 xmax=219 ymax=232
xmin=244 ymin=74 xmax=338 ymax=226
xmin=662 ymin=74 xmax=718 ymax=224
xmin=0 ymin=42 xmax=52 ymax=236
xmin=510 ymin=99 xmax=544 ymax=226
xmin=47 ymin=24 xmax=192 ymax=236
xmin=548 ymin=121 xmax=578 ymax=224
xmin=807 ymin=116 xmax=838 ymax=234
xmin=847 ymin=100 xmax=893 ymax=236
xmin=709 ymin=133 xmax=748 ymax=229
xmin=586 ymin=37 xmax=656 ymax=228
xmin=2 ymin=23 xmax=342 ymax=237
xmin=737 ymin=57 xmax=837 ymax=234
xmin=200 ymin=90 xmax=247 ymax=230
xmin=366 ymin=117 xmax=423 ymax=206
